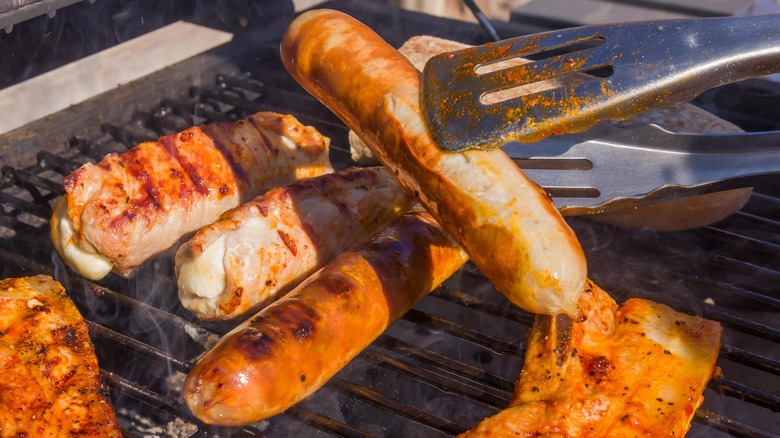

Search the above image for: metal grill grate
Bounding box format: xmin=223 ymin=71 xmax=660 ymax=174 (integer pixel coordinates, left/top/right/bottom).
xmin=1 ymin=1 xmax=780 ymax=436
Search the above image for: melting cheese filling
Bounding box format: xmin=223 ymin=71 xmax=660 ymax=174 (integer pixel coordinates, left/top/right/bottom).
xmin=52 ymin=198 xmax=113 ymax=281
xmin=178 ymin=233 xmax=228 ymax=302
xmin=178 ymin=217 xmax=284 ymax=315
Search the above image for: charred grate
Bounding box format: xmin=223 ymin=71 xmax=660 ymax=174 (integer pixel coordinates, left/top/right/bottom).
xmin=1 ymin=2 xmax=780 ymax=437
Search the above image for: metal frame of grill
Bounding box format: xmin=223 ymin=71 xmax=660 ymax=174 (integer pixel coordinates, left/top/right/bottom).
xmin=1 ymin=0 xmax=779 ymax=436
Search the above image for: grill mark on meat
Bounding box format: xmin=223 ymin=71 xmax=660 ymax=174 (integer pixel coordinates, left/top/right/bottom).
xmin=52 ymin=326 xmax=81 ymax=351
xmin=277 ymin=229 xmax=297 ymax=256
xmin=202 ymin=124 xmax=250 ymax=187
xmin=124 ymin=162 xmax=160 ymax=210
xmin=62 ymin=169 xmax=85 ymax=193
xmin=109 ymin=152 xmax=163 ymax=230
xmin=248 ymin=117 xmax=280 ymax=157
xmin=250 ymin=315 xmax=268 ymax=326
xmin=293 ymin=319 xmax=314 ymax=340
xmin=235 ymin=329 xmax=274 ymax=361
xmin=159 ymin=135 xmax=210 ymax=197
xmin=554 ymin=313 xmax=573 ymax=366
xmin=264 ymin=300 xmax=320 ymax=341
xmin=319 ymin=275 xmax=354 ymax=297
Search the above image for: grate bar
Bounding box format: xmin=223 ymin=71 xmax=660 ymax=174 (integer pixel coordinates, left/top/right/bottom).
xmin=708 ymin=253 xmax=780 ymax=282
xmin=373 ymin=334 xmax=516 ymax=393
xmin=359 ymin=347 xmax=512 ymax=409
xmin=730 ymin=210 xmax=780 ymax=235
xmin=710 ymin=376 xmax=780 ymax=413
xmin=327 ymin=377 xmax=470 ymax=436
xmin=701 ymin=307 xmax=780 ymax=344
xmin=577 ymin=216 xmax=780 ymax=277
xmin=1 ymin=165 xmax=62 ymax=195
xmin=720 ymin=345 xmax=780 ymax=375
xmin=402 ymin=308 xmax=521 ymax=356
xmin=0 ymin=214 xmax=40 ymax=236
xmin=70 ymin=133 xmax=126 ymax=163
xmin=87 ymin=321 xmax=193 ymax=374
xmin=283 ymin=406 xmax=372 ymax=438
xmin=0 ymin=191 xmax=53 ymax=218
xmin=695 ymin=408 xmax=780 ymax=438
xmin=698 ymin=226 xmax=780 ymax=257
xmin=70 ymin=278 xmax=217 ymax=346
xmin=585 ymin=251 xmax=780 ymax=310
xmin=100 ymin=369 xmax=199 ymax=426
xmin=37 ymin=150 xmax=87 ymax=175
xmin=432 ymin=286 xmax=535 ymax=326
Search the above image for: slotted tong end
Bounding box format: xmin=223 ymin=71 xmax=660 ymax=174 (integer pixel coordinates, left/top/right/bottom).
xmin=422 ymin=14 xmax=780 ymax=152
xmin=508 ymin=123 xmax=780 ymax=214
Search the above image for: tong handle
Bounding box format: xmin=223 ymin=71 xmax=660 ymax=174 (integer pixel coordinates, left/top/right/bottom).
xmin=629 ymin=14 xmax=780 ymax=101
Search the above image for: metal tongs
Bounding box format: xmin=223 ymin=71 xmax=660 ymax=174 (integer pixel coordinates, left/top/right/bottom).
xmin=509 ymin=123 xmax=780 ymax=214
xmin=422 ymin=14 xmax=780 ymax=152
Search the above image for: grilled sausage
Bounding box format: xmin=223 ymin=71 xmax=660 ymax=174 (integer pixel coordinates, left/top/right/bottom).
xmin=280 ymin=10 xmax=587 ymax=316
xmin=51 ymin=112 xmax=333 ymax=280
xmin=176 ymin=166 xmax=414 ymax=321
xmin=183 ymin=209 xmax=469 ymax=425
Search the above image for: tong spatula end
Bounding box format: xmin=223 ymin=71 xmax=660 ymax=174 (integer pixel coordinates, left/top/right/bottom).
xmin=422 ymin=14 xmax=780 ymax=152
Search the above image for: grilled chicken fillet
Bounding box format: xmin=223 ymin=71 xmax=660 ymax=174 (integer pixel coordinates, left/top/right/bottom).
xmin=51 ymin=112 xmax=333 ymax=280
xmin=176 ymin=166 xmax=414 ymax=321
xmin=461 ymin=280 xmax=722 ymax=437
xmin=0 ymin=275 xmax=121 ymax=437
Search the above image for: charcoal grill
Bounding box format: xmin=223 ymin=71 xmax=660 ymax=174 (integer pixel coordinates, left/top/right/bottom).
xmin=1 ymin=0 xmax=779 ymax=436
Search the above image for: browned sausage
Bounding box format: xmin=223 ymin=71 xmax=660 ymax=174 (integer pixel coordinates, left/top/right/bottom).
xmin=183 ymin=209 xmax=468 ymax=425
xmin=280 ymin=10 xmax=587 ymax=316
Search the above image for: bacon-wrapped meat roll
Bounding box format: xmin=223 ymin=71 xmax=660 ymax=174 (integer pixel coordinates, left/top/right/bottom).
xmin=176 ymin=166 xmax=414 ymax=321
xmin=51 ymin=112 xmax=333 ymax=280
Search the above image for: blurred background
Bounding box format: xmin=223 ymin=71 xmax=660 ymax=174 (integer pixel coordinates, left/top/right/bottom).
xmin=295 ymin=0 xmax=780 ymax=23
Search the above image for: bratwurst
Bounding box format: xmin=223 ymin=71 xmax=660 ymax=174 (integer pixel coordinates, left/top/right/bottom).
xmin=51 ymin=112 xmax=332 ymax=280
xmin=184 ymin=209 xmax=469 ymax=425
xmin=280 ymin=10 xmax=587 ymax=316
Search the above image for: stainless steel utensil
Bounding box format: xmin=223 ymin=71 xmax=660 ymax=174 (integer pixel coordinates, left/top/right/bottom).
xmin=422 ymin=14 xmax=780 ymax=152
xmin=508 ymin=123 xmax=780 ymax=215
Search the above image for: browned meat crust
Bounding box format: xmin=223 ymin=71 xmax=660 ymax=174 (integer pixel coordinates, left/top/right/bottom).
xmin=0 ymin=275 xmax=121 ymax=437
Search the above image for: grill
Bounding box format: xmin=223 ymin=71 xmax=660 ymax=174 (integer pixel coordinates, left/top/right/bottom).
xmin=1 ymin=0 xmax=779 ymax=436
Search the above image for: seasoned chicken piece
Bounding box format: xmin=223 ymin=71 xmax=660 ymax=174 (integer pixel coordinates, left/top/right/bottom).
xmin=176 ymin=166 xmax=414 ymax=321
xmin=461 ymin=280 xmax=722 ymax=437
xmin=0 ymin=275 xmax=121 ymax=437
xmin=51 ymin=112 xmax=333 ymax=280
